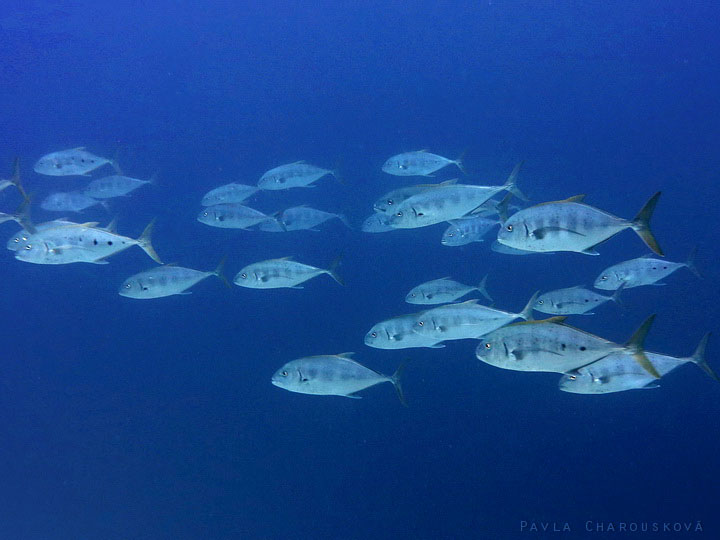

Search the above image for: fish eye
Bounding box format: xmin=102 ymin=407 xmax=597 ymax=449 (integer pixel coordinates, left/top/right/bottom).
xmin=202 ymin=212 xmax=208 ymax=217
xmin=125 ymin=283 xmax=131 ymax=288
xmin=371 ymin=332 xmax=377 ymax=338
xmin=240 ymin=272 xmax=247 ymax=279
xmin=601 ymin=276 xmax=608 ymax=280
xmin=387 ymin=200 xmax=393 ymax=205
xmin=281 ymin=370 xmax=288 ymax=377
xmin=448 ymin=233 xmax=454 ymax=237
xmin=506 ymin=224 xmax=513 ymax=232
xmin=417 ymin=321 xmax=424 ymax=327
xmin=410 ymin=293 xmax=415 ymax=297
xmin=396 ymin=211 xmax=403 ymax=217
xmin=569 ymin=375 xmax=577 ymax=381
xmin=13 ymin=238 xmax=19 ymax=243
xmin=484 ymin=343 xmax=491 ymax=349
xmin=538 ymin=299 xmax=544 ymax=304
xmin=24 ymin=244 xmax=32 ymax=250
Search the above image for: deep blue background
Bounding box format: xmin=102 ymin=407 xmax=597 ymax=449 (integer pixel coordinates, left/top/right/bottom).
xmin=1 ymin=1 xmax=719 ymax=538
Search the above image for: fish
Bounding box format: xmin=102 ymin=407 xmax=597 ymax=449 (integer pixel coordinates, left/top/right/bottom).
xmin=360 ymin=213 xmax=395 ymax=233
xmin=0 ymin=158 xmax=27 ymax=200
xmin=41 ymin=191 xmax=104 ymax=212
xmin=560 ymin=333 xmax=718 ymax=394
xmin=200 ymin=183 xmax=259 ymax=206
xmin=6 ymin=219 xmax=76 ymax=251
xmin=257 ymin=161 xmax=335 ymax=190
xmin=271 ymin=353 xmax=405 ymax=404
xmin=594 ymin=249 xmax=700 ymax=290
xmin=441 ymin=216 xmax=499 ymax=246
xmin=234 ymin=256 xmax=343 ymax=289
xmin=387 ymin=162 xmax=524 ymax=229
xmin=381 ymin=150 xmax=465 ymax=177
xmin=497 ymin=192 xmax=663 ymax=256
xmin=274 ymin=205 xmax=350 ymax=231
xmin=372 ymin=179 xmax=459 ymax=213
xmin=364 ymin=313 xmax=446 ymax=350
xmin=534 ymin=284 xmax=624 ymax=315
xmin=412 ymin=292 xmax=537 ymax=341
xmin=33 ymin=147 xmax=117 ymax=176
xmin=197 ymin=204 xmax=277 ymax=229
xmin=15 ymin=220 xmax=162 ymax=265
xmin=405 ymin=275 xmax=492 ymax=305
xmin=119 ymin=259 xmax=228 ymax=299
xmin=83 ymin=174 xmax=153 ymax=199
xmin=475 ymin=315 xmax=660 ymax=377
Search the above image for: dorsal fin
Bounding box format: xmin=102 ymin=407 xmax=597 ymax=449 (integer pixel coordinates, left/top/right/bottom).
xmin=103 ymin=217 xmax=118 ymax=233
xmin=79 ymin=221 xmax=100 ymax=228
xmin=511 ymin=316 xmax=569 ymax=326
xmin=336 ymin=352 xmax=356 ymax=359
xmin=561 ymin=194 xmax=586 ymax=203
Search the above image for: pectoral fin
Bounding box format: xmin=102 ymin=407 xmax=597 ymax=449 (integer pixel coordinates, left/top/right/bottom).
xmin=343 ymin=394 xmax=363 ymax=400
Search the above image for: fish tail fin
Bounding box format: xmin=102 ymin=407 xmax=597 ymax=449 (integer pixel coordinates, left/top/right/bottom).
xmin=326 ymin=254 xmax=344 ymax=286
xmin=519 ymin=290 xmax=539 ymax=321
xmin=148 ymin=170 xmax=160 ymax=187
xmin=502 ymin=161 xmax=527 ymax=201
xmin=214 ymin=256 xmax=232 ymax=288
xmin=625 ymin=314 xmax=661 ymax=379
xmin=110 ymin=148 xmax=123 ymax=175
xmin=453 ymin=150 xmax=467 ymax=175
xmin=631 ymin=192 xmax=663 ymax=256
xmin=391 ymin=362 xmax=408 ymax=407
xmin=137 ymin=219 xmax=163 ymax=264
xmin=495 ymin=192 xmax=513 ymax=223
xmin=7 ymin=157 xmax=29 ymax=201
xmin=684 ymin=246 xmax=702 ymax=278
xmin=610 ymin=282 xmax=626 ymax=306
xmin=689 ymin=332 xmax=718 ymax=382
xmin=477 ymin=274 xmax=493 ymax=302
xmin=336 ymin=213 xmax=353 ymax=229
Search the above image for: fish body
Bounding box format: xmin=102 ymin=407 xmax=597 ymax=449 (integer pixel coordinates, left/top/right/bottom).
xmin=534 ymin=285 xmax=622 ymax=315
xmin=360 ymin=213 xmax=395 ymax=233
xmin=257 ymin=161 xmax=334 ymax=190
xmin=441 ymin=216 xmax=498 ymax=246
xmin=234 ymin=256 xmax=342 ymax=288
xmin=197 ymin=204 xmax=275 ymax=229
xmin=33 ymin=148 xmax=114 ymax=176
xmin=405 ymin=276 xmax=492 ymax=305
xmin=559 ymin=333 xmax=716 ymax=394
xmin=594 ymin=252 xmax=698 ymax=290
xmin=119 ymin=260 xmax=225 ymax=299
xmin=491 ymin=241 xmax=553 ymax=256
xmin=497 ymin=193 xmax=663 ymax=256
xmin=83 ymin=174 xmax=151 ymax=199
xmin=41 ymin=191 xmax=103 ymax=212
xmin=372 ymin=179 xmax=459 ymax=213
xmin=276 ymin=206 xmax=348 ymax=231
xmin=201 ymin=183 xmax=258 ymax=206
xmin=412 ymin=294 xmax=535 ymax=341
xmin=382 ymin=150 xmax=463 ymax=176
xmin=271 ymin=353 xmax=404 ymax=402
xmin=475 ymin=316 xmax=657 ymax=376
xmin=364 ymin=313 xmax=445 ymax=349
xmin=15 ymin=220 xmax=161 ymax=264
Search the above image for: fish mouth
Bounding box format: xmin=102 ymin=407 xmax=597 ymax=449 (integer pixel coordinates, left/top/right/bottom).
xmin=270 ymin=379 xmax=280 ymax=387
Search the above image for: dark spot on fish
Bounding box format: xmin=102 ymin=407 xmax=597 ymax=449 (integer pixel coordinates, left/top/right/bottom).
xmin=93 ymin=239 xmax=98 ymax=245
xmin=56 ymin=163 xmax=62 ymax=169
xmin=584 ymin=299 xmax=589 ymax=302
xmin=561 ymin=343 xmax=566 ymax=350
xmin=579 ymin=346 xmax=587 ymax=351
xmin=107 ymin=241 xmax=113 ymax=245
xmin=218 ymin=215 xmax=225 ymax=222
xmin=81 ymin=159 xmax=85 ymax=163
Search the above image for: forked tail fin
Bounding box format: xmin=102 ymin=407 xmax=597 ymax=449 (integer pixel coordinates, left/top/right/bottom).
xmin=631 ymin=192 xmax=663 ymax=256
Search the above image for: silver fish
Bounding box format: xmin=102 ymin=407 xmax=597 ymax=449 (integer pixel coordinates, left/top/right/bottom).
xmin=360 ymin=213 xmax=395 ymax=233
xmin=497 ymin=193 xmax=663 ymax=256
xmin=119 ymin=259 xmax=227 ymax=299
xmin=412 ymin=292 xmax=537 ymax=342
xmin=534 ymin=285 xmax=623 ymax=315
xmin=381 ymin=150 xmax=464 ymax=177
xmin=234 ymin=256 xmax=343 ymax=289
xmin=491 ymin=241 xmax=554 ymax=256
xmin=388 ymin=162 xmax=524 ymax=229
xmin=33 ymin=147 xmax=116 ymax=176
xmin=364 ymin=313 xmax=445 ymax=350
xmin=475 ymin=315 xmax=660 ymax=377
xmin=275 ymin=205 xmax=349 ymax=231
xmin=83 ymin=174 xmax=153 ymax=199
xmin=441 ymin=216 xmax=499 ymax=246
xmin=40 ymin=191 xmax=104 ymax=212
xmin=271 ymin=353 xmax=405 ymax=403
xmin=372 ymin=179 xmax=459 ymax=213
xmin=594 ymin=250 xmax=700 ymax=290
xmin=257 ymin=161 xmax=335 ymax=190
xmin=16 ymin=220 xmax=161 ymax=265
xmin=201 ymin=183 xmax=259 ymax=206
xmin=560 ymin=333 xmax=717 ymax=394
xmin=197 ymin=204 xmax=276 ymax=229
xmin=405 ymin=276 xmax=492 ymax=305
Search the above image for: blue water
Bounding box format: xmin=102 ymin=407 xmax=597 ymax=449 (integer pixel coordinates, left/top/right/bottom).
xmin=2 ymin=1 xmax=719 ymax=538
